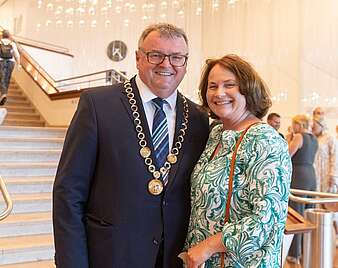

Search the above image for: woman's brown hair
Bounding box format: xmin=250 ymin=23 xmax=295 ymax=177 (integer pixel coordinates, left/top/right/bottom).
xmin=199 ymin=54 xmax=271 ymax=119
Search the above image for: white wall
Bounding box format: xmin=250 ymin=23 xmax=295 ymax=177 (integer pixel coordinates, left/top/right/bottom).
xmin=21 ymin=45 xmax=73 ymax=80
xmin=13 ymin=68 xmax=78 ymax=126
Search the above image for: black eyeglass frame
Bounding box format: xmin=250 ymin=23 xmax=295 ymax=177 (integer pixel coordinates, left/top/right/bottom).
xmin=139 ymin=48 xmax=188 ymax=67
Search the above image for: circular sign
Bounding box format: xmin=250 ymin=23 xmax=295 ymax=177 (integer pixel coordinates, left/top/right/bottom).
xmin=107 ymin=40 xmax=127 ymax=62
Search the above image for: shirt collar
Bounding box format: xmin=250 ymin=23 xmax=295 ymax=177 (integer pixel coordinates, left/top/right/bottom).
xmin=135 ymin=75 xmax=177 ymax=110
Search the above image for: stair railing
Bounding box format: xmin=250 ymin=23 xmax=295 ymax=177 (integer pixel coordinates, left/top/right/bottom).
xmin=289 ymin=188 xmax=338 ymax=204
xmin=0 ymin=175 xmax=13 ymax=221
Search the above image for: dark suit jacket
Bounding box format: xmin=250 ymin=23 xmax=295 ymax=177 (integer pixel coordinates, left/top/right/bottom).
xmin=53 ymin=78 xmax=209 ymax=268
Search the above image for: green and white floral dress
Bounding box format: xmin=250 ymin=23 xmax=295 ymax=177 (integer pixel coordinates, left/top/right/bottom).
xmin=184 ymin=123 xmax=292 ymax=268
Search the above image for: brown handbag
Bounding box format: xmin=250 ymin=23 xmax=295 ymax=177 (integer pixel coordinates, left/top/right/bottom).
xmin=220 ymin=122 xmax=260 ymax=268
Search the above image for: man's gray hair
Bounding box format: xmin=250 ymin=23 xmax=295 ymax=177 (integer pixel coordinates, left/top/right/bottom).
xmin=138 ymin=23 xmax=188 ymax=48
xmin=1 ymin=30 xmax=10 ymax=39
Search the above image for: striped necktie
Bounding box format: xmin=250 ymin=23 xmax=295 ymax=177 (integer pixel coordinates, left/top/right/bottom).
xmin=151 ymin=97 xmax=169 ymax=185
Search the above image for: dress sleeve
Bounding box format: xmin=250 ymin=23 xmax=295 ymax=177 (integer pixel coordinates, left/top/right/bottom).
xmin=221 ymin=128 xmax=292 ymax=260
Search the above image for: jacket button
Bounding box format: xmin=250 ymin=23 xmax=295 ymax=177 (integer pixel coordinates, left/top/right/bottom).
xmin=153 ymin=239 xmax=159 ymax=245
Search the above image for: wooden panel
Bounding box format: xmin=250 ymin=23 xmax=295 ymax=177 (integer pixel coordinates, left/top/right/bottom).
xmin=285 ymin=207 xmax=316 ymax=234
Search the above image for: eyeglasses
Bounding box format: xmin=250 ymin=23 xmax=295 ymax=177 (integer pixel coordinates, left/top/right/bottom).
xmin=139 ymin=48 xmax=188 ymax=67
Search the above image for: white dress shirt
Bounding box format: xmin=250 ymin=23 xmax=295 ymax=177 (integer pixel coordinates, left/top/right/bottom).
xmin=135 ymin=75 xmax=177 ymax=151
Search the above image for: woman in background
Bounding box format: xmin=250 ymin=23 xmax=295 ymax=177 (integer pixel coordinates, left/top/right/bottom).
xmin=287 ymin=114 xmax=318 ymax=263
xmin=184 ymin=54 xmax=292 ymax=267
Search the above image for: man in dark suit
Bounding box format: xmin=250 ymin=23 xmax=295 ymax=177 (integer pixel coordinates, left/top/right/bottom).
xmin=53 ymin=23 xmax=209 ymax=268
xmin=267 ymin=112 xmax=285 ymax=139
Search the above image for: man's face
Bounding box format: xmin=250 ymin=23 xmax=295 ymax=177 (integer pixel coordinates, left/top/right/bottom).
xmin=267 ymin=116 xmax=281 ymax=131
xmin=312 ymin=120 xmax=323 ymax=137
xmin=313 ymin=107 xmax=324 ymax=118
xmin=136 ymin=31 xmax=188 ymax=98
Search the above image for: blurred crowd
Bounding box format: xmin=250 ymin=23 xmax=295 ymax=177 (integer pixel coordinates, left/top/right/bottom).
xmin=267 ymin=107 xmax=338 ymax=263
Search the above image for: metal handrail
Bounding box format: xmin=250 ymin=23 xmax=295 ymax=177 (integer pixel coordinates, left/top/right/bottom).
xmin=0 ymin=175 xmax=13 ymax=221
xmin=289 ymin=188 xmax=338 ymax=205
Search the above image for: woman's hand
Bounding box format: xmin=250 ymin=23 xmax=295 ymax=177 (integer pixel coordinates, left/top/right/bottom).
xmin=186 ymin=240 xmax=212 ymax=268
xmin=186 ymin=233 xmax=225 ymax=268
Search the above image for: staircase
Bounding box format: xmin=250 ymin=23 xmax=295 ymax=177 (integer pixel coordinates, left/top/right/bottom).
xmin=0 ymin=81 xmax=67 ymax=267
xmin=2 ymin=81 xmax=46 ymax=127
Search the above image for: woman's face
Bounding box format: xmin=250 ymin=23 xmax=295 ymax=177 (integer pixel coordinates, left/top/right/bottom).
xmin=292 ymin=121 xmax=301 ymax=133
xmin=206 ymin=64 xmax=248 ymax=124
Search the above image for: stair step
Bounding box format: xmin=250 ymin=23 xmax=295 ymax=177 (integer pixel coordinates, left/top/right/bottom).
xmin=8 ymin=87 xmax=21 ymax=92
xmin=0 ymin=162 xmax=58 ymax=176
xmin=4 ymin=176 xmax=54 ymax=194
xmin=0 ymin=192 xmax=52 ymax=214
xmin=0 ymin=260 xmax=55 ymax=268
xmin=0 ymin=212 xmax=52 ymax=238
xmin=6 ymin=112 xmax=41 ymax=121
xmin=5 ymin=95 xmax=27 ymax=102
xmin=0 ymin=149 xmax=61 ymax=162
xmin=0 ymin=234 xmax=54 ymax=265
xmin=0 ymin=126 xmax=67 ymax=138
xmin=7 ymin=90 xmax=23 ymax=96
xmin=2 ymin=105 xmax=36 ymax=113
xmin=3 ymin=119 xmax=45 ymax=127
xmin=0 ymin=137 xmax=64 ymax=149
xmin=4 ymin=175 xmax=55 ymax=181
xmin=4 ymin=99 xmax=32 ymax=106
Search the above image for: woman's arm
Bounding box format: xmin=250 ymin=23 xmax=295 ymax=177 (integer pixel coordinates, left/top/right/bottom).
xmin=288 ymin=132 xmax=303 ymax=157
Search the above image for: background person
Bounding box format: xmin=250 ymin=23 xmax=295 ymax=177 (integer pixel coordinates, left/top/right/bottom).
xmin=53 ymin=23 xmax=209 ymax=268
xmin=0 ymin=29 xmax=20 ymax=105
xmin=287 ymin=114 xmax=318 ymax=263
xmin=312 ymin=116 xmax=338 ymax=235
xmin=267 ymin=112 xmax=285 ymax=138
xmin=184 ymin=54 xmax=292 ymax=267
xmin=312 ymin=106 xmax=325 ymax=121
xmin=312 ymin=116 xmax=338 ymax=193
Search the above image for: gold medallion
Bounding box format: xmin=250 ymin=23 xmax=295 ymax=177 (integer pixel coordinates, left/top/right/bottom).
xmin=148 ymin=179 xmax=164 ymax=195
xmin=167 ymin=154 xmax=177 ymax=164
xmin=140 ymin=147 xmax=151 ymax=158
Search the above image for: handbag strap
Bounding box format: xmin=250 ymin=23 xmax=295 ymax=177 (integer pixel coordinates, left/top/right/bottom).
xmin=220 ymin=121 xmax=261 ymax=268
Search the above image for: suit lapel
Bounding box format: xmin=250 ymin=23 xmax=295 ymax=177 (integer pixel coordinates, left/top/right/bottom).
xmin=119 ymin=77 xmax=154 ymax=152
xmin=165 ymin=93 xmax=185 ymax=190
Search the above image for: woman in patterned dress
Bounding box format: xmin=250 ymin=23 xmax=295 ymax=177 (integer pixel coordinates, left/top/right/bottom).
xmin=184 ymin=55 xmax=292 ymax=267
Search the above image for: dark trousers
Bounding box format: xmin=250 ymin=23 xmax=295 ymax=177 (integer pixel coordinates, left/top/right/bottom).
xmin=0 ymin=60 xmax=15 ymax=95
